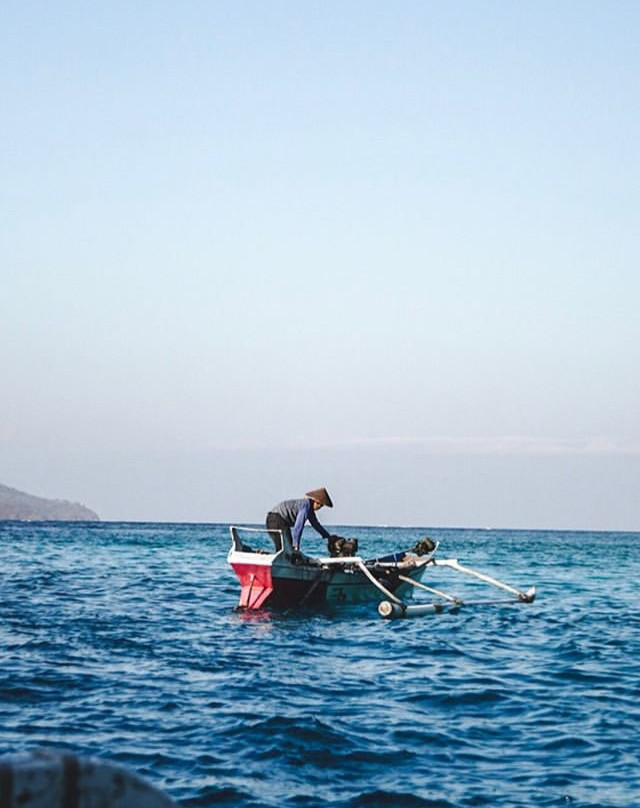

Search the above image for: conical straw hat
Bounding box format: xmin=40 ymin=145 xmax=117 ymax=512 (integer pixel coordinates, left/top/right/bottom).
xmin=305 ymin=487 xmax=333 ymax=508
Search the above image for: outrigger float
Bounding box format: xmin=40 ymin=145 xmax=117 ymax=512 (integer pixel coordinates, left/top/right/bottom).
xmin=228 ymin=527 xmax=536 ymax=619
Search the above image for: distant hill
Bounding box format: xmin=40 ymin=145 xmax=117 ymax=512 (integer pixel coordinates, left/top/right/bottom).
xmin=0 ymin=483 xmax=99 ymax=522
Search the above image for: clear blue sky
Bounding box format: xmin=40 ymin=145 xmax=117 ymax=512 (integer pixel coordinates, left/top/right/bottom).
xmin=2 ymin=1 xmax=639 ymax=529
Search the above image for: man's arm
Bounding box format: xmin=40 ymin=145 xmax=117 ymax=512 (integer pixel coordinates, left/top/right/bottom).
xmin=307 ymin=505 xmax=330 ymax=539
xmin=291 ymin=501 xmax=311 ymax=549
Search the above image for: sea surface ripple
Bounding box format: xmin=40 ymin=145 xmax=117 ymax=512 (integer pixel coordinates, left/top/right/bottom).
xmin=1 ymin=522 xmax=639 ymax=807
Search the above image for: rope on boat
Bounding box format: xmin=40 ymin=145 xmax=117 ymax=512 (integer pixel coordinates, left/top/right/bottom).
xmin=296 ymin=576 xmax=324 ymax=607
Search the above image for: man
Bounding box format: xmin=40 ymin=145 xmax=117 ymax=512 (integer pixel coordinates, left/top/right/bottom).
xmin=266 ymin=488 xmax=333 ymax=551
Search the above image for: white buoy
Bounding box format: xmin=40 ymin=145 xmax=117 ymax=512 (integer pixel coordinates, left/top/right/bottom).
xmin=378 ymin=600 xmax=402 ymax=618
xmin=0 ymin=749 xmax=176 ymax=807
xmin=378 ymin=600 xmax=449 ymax=619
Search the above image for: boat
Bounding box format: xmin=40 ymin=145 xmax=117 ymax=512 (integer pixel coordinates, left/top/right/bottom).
xmin=227 ymin=526 xmax=536 ymax=619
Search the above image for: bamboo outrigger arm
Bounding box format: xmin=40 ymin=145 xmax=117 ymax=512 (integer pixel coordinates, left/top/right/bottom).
xmin=432 ymin=558 xmax=536 ymax=602
xmin=355 ymin=560 xmax=404 ymax=604
xmin=397 ymin=573 xmax=465 ymax=605
xmin=378 ymin=558 xmax=536 ymax=619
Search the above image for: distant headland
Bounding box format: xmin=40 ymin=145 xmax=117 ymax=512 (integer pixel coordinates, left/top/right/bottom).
xmin=0 ymin=483 xmax=99 ymax=522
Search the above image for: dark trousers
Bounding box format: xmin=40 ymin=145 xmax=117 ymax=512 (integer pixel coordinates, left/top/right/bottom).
xmin=266 ymin=512 xmax=293 ymax=551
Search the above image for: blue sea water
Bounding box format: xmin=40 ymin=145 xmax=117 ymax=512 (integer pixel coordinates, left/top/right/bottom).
xmin=1 ymin=522 xmax=639 ymax=808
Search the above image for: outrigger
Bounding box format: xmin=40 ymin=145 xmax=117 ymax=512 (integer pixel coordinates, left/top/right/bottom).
xmin=228 ymin=526 xmax=536 ymax=619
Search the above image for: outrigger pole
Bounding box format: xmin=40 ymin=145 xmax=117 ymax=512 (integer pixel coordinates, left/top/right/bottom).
xmin=320 ymin=556 xmax=405 ymax=605
xmin=377 ymin=558 xmax=536 ymax=619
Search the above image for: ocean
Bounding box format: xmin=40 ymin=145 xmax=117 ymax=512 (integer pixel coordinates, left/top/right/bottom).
xmin=1 ymin=522 xmax=639 ymax=807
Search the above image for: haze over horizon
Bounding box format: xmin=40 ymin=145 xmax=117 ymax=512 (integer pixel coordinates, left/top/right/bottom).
xmin=3 ymin=1 xmax=639 ymax=531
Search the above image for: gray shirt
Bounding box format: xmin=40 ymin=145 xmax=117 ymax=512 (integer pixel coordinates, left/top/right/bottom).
xmin=269 ymin=498 xmax=331 ymax=544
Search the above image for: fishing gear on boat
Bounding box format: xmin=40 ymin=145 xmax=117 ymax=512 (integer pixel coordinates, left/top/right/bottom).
xmin=410 ymin=537 xmax=437 ymax=555
xmin=327 ymin=535 xmax=359 ymax=557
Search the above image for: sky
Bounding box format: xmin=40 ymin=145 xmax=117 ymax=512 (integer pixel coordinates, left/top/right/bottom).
xmin=2 ymin=1 xmax=639 ymax=530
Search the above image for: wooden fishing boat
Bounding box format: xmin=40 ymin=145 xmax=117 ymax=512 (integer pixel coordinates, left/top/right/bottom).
xmin=228 ymin=526 xmax=435 ymax=610
xmin=228 ymin=526 xmax=536 ymax=618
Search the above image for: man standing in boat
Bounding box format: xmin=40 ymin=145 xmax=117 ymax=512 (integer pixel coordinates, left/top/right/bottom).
xmin=266 ymin=488 xmax=333 ymax=552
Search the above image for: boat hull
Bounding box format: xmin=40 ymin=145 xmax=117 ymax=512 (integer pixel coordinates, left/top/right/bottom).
xmin=228 ymin=548 xmax=428 ymax=610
